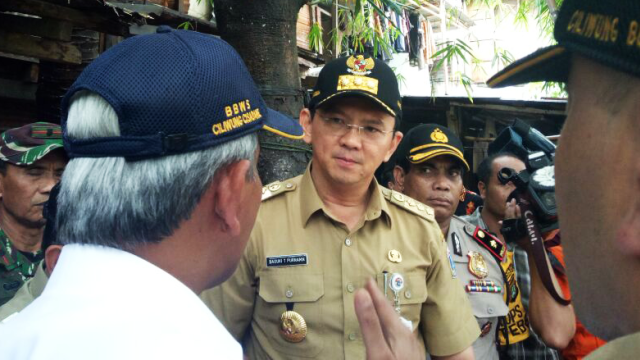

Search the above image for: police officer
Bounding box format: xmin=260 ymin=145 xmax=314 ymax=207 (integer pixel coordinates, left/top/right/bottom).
xmin=0 ymin=122 xmax=66 ymax=306
xmin=392 ymin=124 xmax=510 ymax=359
xmin=201 ymin=55 xmax=479 ymax=359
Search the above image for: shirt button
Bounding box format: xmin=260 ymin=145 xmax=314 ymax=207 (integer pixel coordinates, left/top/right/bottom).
xmin=285 ymin=289 xmax=294 ymax=298
xmin=404 ymin=290 xmax=412 ymax=299
xmin=487 ymin=306 xmax=494 ymax=314
xmin=347 ymin=283 xmax=355 ymax=293
xmin=348 ymin=333 xmax=357 ymax=341
xmin=345 ymin=238 xmax=352 ymax=247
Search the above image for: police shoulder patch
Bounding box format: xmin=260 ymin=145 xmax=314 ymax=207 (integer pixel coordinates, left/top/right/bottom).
xmin=381 ymin=188 xmax=434 ymax=221
xmin=464 ymin=225 xmax=506 ymax=262
xmin=262 ymin=181 xmax=296 ymax=201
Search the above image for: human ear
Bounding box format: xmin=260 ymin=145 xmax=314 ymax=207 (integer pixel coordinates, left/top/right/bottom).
xmin=616 ymin=165 xmax=640 ymax=258
xmin=393 ymin=165 xmax=406 ymax=191
xmin=44 ymin=245 xmax=63 ymax=276
xmin=213 ymin=160 xmax=252 ymax=237
xmin=478 ymin=181 xmax=487 ymax=200
xmin=383 ymin=131 xmax=403 ymax=162
xmin=299 ymin=108 xmax=313 ymax=145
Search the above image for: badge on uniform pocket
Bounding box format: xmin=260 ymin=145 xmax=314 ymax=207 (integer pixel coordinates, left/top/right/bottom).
xmin=467 ymin=251 xmax=488 ymax=279
xmin=267 ymin=254 xmax=308 ymax=267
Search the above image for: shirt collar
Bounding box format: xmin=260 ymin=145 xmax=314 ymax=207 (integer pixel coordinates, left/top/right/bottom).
xmin=299 ymin=163 xmax=392 ymax=228
xmin=467 ymin=205 xmax=487 ymax=229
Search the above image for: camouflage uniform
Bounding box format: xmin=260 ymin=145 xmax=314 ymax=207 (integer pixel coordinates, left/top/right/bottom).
xmin=0 ymin=122 xmax=63 ymax=306
xmin=0 ymin=228 xmax=43 ymax=306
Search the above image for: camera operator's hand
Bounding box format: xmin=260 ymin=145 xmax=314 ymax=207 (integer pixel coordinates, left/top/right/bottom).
xmin=354 ymin=278 xmax=424 ymax=360
xmin=504 ymin=198 xmax=521 ymax=219
xmin=502 ymin=199 xmax=530 ymax=248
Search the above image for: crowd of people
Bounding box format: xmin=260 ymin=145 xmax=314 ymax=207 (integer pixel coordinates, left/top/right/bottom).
xmin=0 ymin=0 xmax=639 ymax=359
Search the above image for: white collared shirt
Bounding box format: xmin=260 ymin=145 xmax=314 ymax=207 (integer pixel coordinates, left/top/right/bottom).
xmin=0 ymin=244 xmax=241 ymax=360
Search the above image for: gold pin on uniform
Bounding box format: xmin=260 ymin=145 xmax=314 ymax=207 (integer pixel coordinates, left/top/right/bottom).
xmin=388 ymin=249 xmax=402 ymax=263
xmin=280 ymin=310 xmax=307 ymax=343
xmin=468 ymin=251 xmax=489 ymax=279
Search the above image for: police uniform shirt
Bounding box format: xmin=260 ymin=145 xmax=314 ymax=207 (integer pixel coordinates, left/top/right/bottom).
xmin=201 ymin=166 xmax=480 ymax=359
xmin=447 ymin=216 xmax=509 ymax=360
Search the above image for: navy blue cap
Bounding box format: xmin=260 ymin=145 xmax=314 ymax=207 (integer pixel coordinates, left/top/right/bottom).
xmin=61 ymin=26 xmax=303 ymax=160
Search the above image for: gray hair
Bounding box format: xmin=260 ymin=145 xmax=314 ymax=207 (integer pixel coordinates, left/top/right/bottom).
xmin=57 ymin=91 xmax=258 ymax=249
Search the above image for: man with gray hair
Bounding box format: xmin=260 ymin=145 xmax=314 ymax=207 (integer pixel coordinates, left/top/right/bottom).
xmin=0 ymin=26 xmax=304 ymax=359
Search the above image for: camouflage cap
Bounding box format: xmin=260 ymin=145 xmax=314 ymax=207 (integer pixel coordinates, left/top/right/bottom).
xmin=0 ymin=122 xmax=64 ymax=166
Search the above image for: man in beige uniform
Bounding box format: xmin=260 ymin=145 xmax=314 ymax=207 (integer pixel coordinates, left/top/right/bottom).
xmin=392 ymin=124 xmax=509 ymax=359
xmin=202 ymin=54 xmax=479 ymax=359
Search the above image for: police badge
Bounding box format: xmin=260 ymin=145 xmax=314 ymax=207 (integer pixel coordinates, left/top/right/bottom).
xmin=467 ymin=251 xmax=489 ymax=279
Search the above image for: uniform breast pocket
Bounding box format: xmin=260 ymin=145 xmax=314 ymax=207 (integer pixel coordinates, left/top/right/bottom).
xmin=255 ymin=272 xmax=324 ymax=357
xmin=376 ymin=272 xmax=428 ymax=330
xmin=452 ymin=257 xmax=509 ymax=320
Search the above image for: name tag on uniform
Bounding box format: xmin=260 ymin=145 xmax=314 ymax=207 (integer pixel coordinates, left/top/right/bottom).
xmin=266 ymin=254 xmax=308 ymax=267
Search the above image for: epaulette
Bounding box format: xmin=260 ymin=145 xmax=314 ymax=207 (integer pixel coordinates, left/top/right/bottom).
xmin=463 ymin=224 xmax=506 ymax=262
xmin=261 ymin=181 xmax=297 ymax=201
xmin=381 ymin=188 xmax=435 ymax=221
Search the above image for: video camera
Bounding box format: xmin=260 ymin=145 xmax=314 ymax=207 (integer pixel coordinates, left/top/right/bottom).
xmin=489 ymin=119 xmax=558 ymax=234
xmin=489 ymin=120 xmax=571 ymax=305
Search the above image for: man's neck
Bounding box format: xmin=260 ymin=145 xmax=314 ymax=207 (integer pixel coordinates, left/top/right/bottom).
xmin=439 ymin=218 xmax=452 ymax=239
xmin=480 ymin=207 xmax=505 ymax=242
xmin=0 ymin=209 xmax=43 ymax=253
xmin=310 ymin=166 xmax=372 ymax=231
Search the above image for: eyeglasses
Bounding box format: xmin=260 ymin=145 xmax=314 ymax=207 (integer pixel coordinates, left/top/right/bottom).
xmin=320 ymin=116 xmax=394 ymax=142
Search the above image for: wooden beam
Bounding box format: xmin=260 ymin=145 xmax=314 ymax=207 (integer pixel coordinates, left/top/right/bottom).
xmin=450 ymin=101 xmax=567 ymax=116
xmin=332 ymin=0 xmax=341 ymax=58
xmin=0 ymin=0 xmax=130 ymax=36
xmin=465 ymin=135 xmax=560 ymax=142
xmin=0 ymin=13 xmax=73 ymax=41
xmin=0 ymin=51 xmax=39 ymax=63
xmin=0 ymin=30 xmax=81 ymax=64
xmin=109 ymin=3 xmax=217 ymax=34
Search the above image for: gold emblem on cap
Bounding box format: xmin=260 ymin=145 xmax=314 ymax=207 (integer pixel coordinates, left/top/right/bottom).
xmin=337 ymin=75 xmax=378 ymax=95
xmin=468 ymin=251 xmax=489 ymax=279
xmin=346 ymin=55 xmax=375 ymax=75
xmin=388 ymin=249 xmax=402 ymax=263
xmin=280 ymin=310 xmax=307 ymax=343
xmin=430 ymin=128 xmax=448 ymax=143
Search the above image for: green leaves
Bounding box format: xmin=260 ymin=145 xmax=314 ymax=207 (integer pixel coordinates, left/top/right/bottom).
xmin=327 ymin=0 xmax=406 ymax=57
xmin=491 ymin=42 xmax=515 ymax=70
xmin=177 ymin=21 xmax=194 ymax=30
xmin=431 ymin=39 xmax=478 ymax=73
xmin=308 ymin=22 xmax=324 ymax=52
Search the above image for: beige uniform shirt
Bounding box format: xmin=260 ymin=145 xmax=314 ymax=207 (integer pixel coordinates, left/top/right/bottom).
xmin=0 ymin=262 xmax=47 ymax=322
xmin=447 ymin=216 xmax=509 ymax=360
xmin=586 ymin=332 xmax=640 ymax=359
xmin=201 ymin=168 xmax=479 ymax=359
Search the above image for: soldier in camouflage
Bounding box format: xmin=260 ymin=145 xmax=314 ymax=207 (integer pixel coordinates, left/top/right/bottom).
xmin=0 ymin=122 xmax=66 ymax=306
